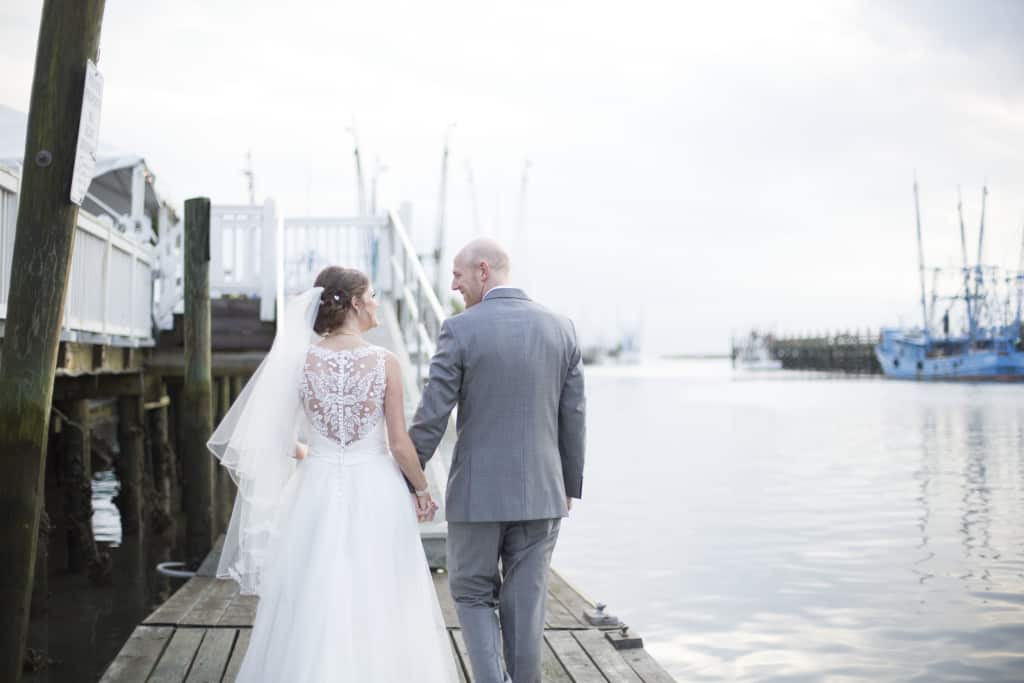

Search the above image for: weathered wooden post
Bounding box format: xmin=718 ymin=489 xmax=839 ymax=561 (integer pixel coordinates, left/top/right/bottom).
xmin=59 ymin=400 xmax=98 ymax=573
xmin=116 ymin=389 xmax=145 ymax=536
xmin=144 ymin=377 xmax=174 ymax=536
xmin=181 ymin=197 xmax=214 ymax=569
xmin=230 ymin=376 xmax=245 ymax=403
xmin=214 ymin=377 xmax=234 ymax=533
xmin=0 ymin=4 xmax=106 ymax=675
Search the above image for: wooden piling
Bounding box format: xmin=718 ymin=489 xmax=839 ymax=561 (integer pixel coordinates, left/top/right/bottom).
xmin=0 ymin=2 xmax=106 ymax=677
xmin=230 ymin=376 xmax=245 ymax=403
xmin=145 ymin=379 xmax=175 ymax=537
xmin=116 ymin=391 xmax=145 ymax=536
xmin=60 ymin=400 xmax=98 ymax=574
xmin=181 ymin=197 xmax=214 ymax=569
xmin=214 ymin=378 xmax=234 ymax=534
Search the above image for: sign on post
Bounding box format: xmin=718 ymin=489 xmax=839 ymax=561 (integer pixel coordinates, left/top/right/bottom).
xmin=70 ymin=59 xmax=103 ymax=206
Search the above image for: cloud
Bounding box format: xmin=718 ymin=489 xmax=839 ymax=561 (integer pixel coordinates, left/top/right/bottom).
xmin=1 ymin=0 xmax=1022 ymax=352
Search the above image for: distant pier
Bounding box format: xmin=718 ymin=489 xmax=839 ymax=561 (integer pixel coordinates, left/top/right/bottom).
xmin=760 ymin=331 xmax=882 ymax=374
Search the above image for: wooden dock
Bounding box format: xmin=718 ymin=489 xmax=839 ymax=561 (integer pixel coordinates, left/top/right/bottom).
xmin=766 ymin=331 xmax=882 ymax=374
xmin=99 ymin=541 xmax=675 ymax=682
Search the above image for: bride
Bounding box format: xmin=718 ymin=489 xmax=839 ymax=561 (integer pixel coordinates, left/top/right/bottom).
xmin=208 ymin=266 xmax=459 ymax=682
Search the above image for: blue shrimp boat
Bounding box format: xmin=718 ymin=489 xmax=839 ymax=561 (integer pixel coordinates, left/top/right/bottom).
xmin=875 ymin=182 xmax=1024 ymax=381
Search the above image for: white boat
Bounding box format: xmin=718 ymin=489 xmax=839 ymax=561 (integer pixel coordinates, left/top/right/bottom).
xmin=734 ymin=332 xmax=783 ymax=370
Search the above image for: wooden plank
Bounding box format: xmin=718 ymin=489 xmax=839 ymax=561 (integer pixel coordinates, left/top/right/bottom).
xmin=180 ymin=578 xmax=239 ymax=626
xmin=57 ymin=342 xmax=96 ymax=374
xmin=540 ymin=638 xmax=574 ymax=683
xmin=620 ymin=648 xmax=677 ymax=683
xmin=452 ymin=630 xmax=476 ymax=683
xmin=545 ymin=631 xmax=606 ymax=683
xmin=449 ymin=631 xmax=468 ymax=683
xmin=548 ymin=569 xmax=594 ymax=624
xmin=222 ymin=629 xmax=251 ymax=683
xmin=574 ymin=629 xmax=642 ymax=682
xmin=145 ymin=577 xmax=216 ymax=625
xmin=433 ymin=571 xmax=460 ymax=628
xmin=544 ymin=589 xmax=581 ymax=629
xmin=147 ymin=350 xmax=268 ymax=376
xmin=148 ymin=628 xmax=205 ymax=683
xmin=185 ymin=628 xmax=237 ymax=683
xmin=218 ymin=592 xmax=258 ymax=627
xmin=98 ymin=625 xmax=173 ymax=682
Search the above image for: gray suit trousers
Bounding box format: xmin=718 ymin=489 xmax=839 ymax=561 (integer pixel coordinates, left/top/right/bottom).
xmin=448 ymin=519 xmax=561 ymax=683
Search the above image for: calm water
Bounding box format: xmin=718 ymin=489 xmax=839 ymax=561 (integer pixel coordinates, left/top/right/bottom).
xmin=25 ymin=472 xmax=185 ymax=683
xmin=553 ymin=359 xmax=1024 ymax=682
xmin=33 ymin=359 xmax=1024 ymax=681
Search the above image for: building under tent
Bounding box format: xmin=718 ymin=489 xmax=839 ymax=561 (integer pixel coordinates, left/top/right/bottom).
xmin=0 ymin=103 xmax=180 ymax=334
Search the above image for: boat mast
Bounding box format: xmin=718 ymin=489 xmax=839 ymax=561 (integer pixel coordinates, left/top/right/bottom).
xmin=347 ymin=122 xmax=367 ymax=215
xmin=465 ymin=160 xmax=482 ymax=235
xmin=973 ymin=185 xmax=988 ymax=336
xmin=516 ymin=159 xmax=530 ymax=236
xmin=913 ymin=177 xmax=929 ymax=337
xmin=957 ymin=187 xmax=974 ymax=341
xmin=516 ymin=158 xmax=531 ymax=288
xmin=370 ymin=156 xmax=387 ymax=215
xmin=433 ymin=125 xmax=455 ymax=301
xmin=1016 ymin=219 xmax=1024 ymax=334
xmin=243 ymin=149 xmax=256 ymax=205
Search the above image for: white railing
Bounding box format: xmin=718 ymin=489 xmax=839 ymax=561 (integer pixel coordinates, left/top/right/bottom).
xmin=275 ymin=209 xmax=446 ymax=384
xmin=153 ymin=203 xmax=182 ymax=330
xmin=155 ymin=200 xmax=279 ymax=326
xmin=383 ymin=209 xmax=447 ymax=385
xmin=155 ymin=205 xmax=386 ymax=328
xmin=0 ymin=167 xmax=154 ymax=347
xmin=0 ymin=169 xmax=18 ymax=312
xmin=212 ymin=202 xmax=278 ymax=320
xmin=282 ymin=216 xmax=385 ymax=294
xmin=0 ymin=167 xmax=445 ymax=356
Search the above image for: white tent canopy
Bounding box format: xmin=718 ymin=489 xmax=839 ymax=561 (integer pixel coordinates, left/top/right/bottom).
xmin=0 ymin=103 xmax=171 ymax=240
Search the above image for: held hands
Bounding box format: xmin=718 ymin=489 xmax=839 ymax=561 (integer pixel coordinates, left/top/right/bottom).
xmin=413 ymin=492 xmax=439 ymax=523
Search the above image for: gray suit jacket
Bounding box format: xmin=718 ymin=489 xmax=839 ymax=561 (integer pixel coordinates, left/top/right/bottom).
xmin=409 ymin=288 xmax=586 ymax=522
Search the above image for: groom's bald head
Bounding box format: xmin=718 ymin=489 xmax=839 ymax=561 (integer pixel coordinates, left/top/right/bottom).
xmin=459 ymin=239 xmax=510 ymax=276
xmin=452 ymin=238 xmax=511 ymax=308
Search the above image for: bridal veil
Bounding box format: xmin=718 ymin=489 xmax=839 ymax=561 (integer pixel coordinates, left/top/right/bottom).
xmin=207 ymin=287 xmax=322 ymax=595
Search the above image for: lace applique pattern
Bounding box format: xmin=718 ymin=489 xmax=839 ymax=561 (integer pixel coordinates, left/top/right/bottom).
xmin=300 ymin=346 xmax=386 ymax=447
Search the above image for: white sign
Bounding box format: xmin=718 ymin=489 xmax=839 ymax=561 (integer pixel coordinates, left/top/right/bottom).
xmin=70 ymin=59 xmax=103 ymax=206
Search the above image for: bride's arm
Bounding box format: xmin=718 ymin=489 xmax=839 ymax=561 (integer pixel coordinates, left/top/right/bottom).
xmin=383 ymin=353 xmax=430 ymax=493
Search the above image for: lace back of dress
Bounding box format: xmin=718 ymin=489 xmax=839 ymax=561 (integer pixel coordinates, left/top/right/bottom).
xmin=300 ymin=346 xmax=387 ymax=447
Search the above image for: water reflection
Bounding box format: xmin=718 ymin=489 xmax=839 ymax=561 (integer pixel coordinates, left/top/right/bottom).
xmin=554 ymin=361 xmax=1024 ymax=682
xmin=25 ymin=469 xmax=184 ymax=683
xmin=91 ymin=470 xmax=121 ymax=546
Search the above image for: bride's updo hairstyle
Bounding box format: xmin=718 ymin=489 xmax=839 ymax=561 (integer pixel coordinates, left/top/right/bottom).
xmin=313 ymin=266 xmax=370 ymax=335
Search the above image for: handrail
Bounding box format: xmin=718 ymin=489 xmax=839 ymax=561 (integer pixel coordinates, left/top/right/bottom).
xmin=387 ymin=208 xmax=446 ymax=323
xmin=385 ymin=208 xmax=447 ymax=385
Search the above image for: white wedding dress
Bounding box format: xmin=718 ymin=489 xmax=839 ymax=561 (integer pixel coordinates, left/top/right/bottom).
xmin=233 ymin=344 xmax=459 ymax=682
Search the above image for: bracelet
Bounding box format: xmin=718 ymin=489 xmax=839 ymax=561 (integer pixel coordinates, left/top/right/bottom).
xmin=414 ymin=487 xmax=430 ymax=497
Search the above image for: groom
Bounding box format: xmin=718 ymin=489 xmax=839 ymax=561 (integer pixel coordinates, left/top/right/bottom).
xmin=409 ymin=238 xmax=586 ymax=683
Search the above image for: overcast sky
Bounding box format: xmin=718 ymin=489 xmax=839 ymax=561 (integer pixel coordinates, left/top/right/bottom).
xmin=2 ymin=0 xmax=1023 ymax=353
